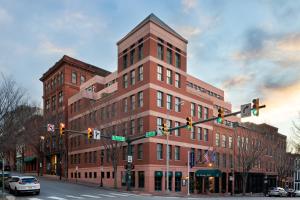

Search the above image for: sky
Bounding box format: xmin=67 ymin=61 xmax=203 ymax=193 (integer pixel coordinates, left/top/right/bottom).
xmin=0 ymin=0 xmax=299 ymax=142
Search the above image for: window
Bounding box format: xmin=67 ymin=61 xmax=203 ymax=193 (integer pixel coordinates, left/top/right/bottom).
xmin=157 ymin=91 xmax=163 ymax=107
xmin=154 ymin=173 xmax=162 ymax=191
xmin=138 ymin=171 xmax=145 ymax=188
xmin=167 ymin=48 xmax=172 ymax=64
xmin=130 ymin=120 xmax=135 ymax=135
xmin=122 ymin=146 xmax=127 ymax=160
xmin=130 ymin=95 xmax=135 ymax=110
xmin=138 ymin=144 xmax=143 ymax=160
xmin=138 ymin=91 xmax=143 ymax=107
xmin=229 ymin=154 xmax=233 ymax=168
xmin=167 ymin=145 xmax=172 ymax=160
xmin=51 ymin=96 xmax=56 ymax=111
xmin=93 ymin=151 xmax=97 ymax=163
xmin=175 ymin=73 xmax=180 ymax=88
xmin=94 ymin=172 xmax=97 ymax=178
xmin=166 ymin=94 xmax=172 ymax=110
xmin=157 ymin=43 xmax=163 ymax=60
xmin=157 ymin=117 xmax=163 ymax=130
xmin=123 ymin=74 xmax=128 ymax=88
xmin=80 ymin=75 xmax=85 ymax=84
xmin=175 ymin=97 xmax=181 ymax=112
xmin=174 ymin=121 xmax=180 ymax=136
xmin=175 ymin=146 xmax=180 ymax=160
xmin=123 ymin=54 xmax=127 ymax=69
xmin=46 ymin=99 xmax=50 ymax=112
xmin=138 ymin=65 xmax=143 ymax=81
xmin=157 ymin=143 xmax=163 ymax=160
xmin=197 ymin=149 xmax=202 ymax=163
xmin=130 ymin=70 xmax=135 ymax=85
xmin=106 ymin=149 xmax=110 ymax=163
xmin=58 ymin=91 xmax=63 ymax=107
xmin=190 ymin=126 xmax=195 ymax=140
xmin=197 ymin=127 xmax=202 ymax=141
xmin=138 ymin=44 xmax=143 ymax=60
xmin=229 ymin=137 xmax=233 ymax=149
xmin=157 ymin=65 xmax=163 ymax=81
xmin=72 ymin=72 xmax=77 ymax=84
xmin=222 ymin=153 xmax=227 ymax=168
xmin=222 ymin=135 xmax=226 ymax=148
xmin=191 ymin=103 xmax=195 ymax=116
xmin=130 ymin=49 xmax=135 ymax=65
xmin=166 ymin=69 xmax=172 ymax=84
xmin=175 ymin=53 xmax=180 ymax=68
xmin=204 ymin=129 xmax=208 ymax=141
xmin=198 ymin=105 xmax=202 ymax=119
xmin=216 ymin=133 xmax=220 ymax=146
xmin=107 ymin=172 xmax=110 ymax=179
xmin=123 ymin=98 xmax=128 ymax=112
xmin=138 ymin=117 xmax=143 ymax=134
xmin=204 ymin=107 xmax=209 ymax=119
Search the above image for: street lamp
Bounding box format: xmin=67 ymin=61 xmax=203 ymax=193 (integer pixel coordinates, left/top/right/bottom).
xmin=166 ymin=100 xmax=184 ymax=193
xmin=40 ymin=136 xmax=45 ymax=176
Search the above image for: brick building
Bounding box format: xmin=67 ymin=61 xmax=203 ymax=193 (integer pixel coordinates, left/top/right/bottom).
xmin=39 ymin=14 xmax=293 ymax=194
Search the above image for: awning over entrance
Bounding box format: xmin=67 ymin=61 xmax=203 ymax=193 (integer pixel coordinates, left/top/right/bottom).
xmin=165 ymin=171 xmax=173 ymax=177
xmin=24 ymin=156 xmax=36 ymax=162
xmin=155 ymin=171 xmax=163 ymax=177
xmin=195 ymin=169 xmax=221 ymax=177
xmin=175 ymin=171 xmax=182 ymax=177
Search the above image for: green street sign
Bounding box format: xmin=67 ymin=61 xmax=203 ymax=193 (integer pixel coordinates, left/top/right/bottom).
xmin=112 ymin=135 xmax=126 ymax=142
xmin=145 ymin=131 xmax=156 ymax=138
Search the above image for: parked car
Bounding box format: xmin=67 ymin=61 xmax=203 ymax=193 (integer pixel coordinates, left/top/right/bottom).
xmin=8 ymin=176 xmax=40 ymax=195
xmin=269 ymin=187 xmax=288 ymax=197
xmin=295 ymin=190 xmax=300 ymax=197
xmin=285 ymin=188 xmax=295 ymax=197
xmin=4 ymin=176 xmax=18 ymax=189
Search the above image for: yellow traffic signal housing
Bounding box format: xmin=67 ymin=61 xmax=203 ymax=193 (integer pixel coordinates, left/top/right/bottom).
xmin=252 ymin=98 xmax=259 ymax=116
xmin=162 ymin=123 xmax=168 ymax=135
xmin=217 ymin=108 xmax=224 ymax=124
xmin=186 ymin=117 xmax=192 ymax=129
xmin=59 ymin=123 xmax=65 ymax=136
xmin=87 ymin=128 xmax=93 ymax=139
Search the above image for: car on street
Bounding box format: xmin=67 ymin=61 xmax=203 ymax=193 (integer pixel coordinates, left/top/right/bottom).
xmin=4 ymin=175 xmax=18 ymax=189
xmin=269 ymin=187 xmax=288 ymax=197
xmin=295 ymin=190 xmax=300 ymax=197
xmin=285 ymin=188 xmax=295 ymax=197
xmin=8 ymin=176 xmax=40 ymax=195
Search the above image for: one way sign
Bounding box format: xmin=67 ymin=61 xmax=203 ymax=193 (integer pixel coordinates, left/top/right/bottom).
xmin=93 ymin=129 xmax=101 ymax=140
xmin=241 ymin=103 xmax=251 ymax=118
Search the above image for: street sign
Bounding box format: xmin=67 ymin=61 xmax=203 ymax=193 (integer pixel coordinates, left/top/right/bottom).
xmin=93 ymin=129 xmax=101 ymax=140
xmin=112 ymin=135 xmax=126 ymax=142
xmin=47 ymin=124 xmax=55 ymax=132
xmin=157 ymin=128 xmax=163 ymax=136
xmin=145 ymin=131 xmax=156 ymax=138
xmin=241 ymin=103 xmax=251 ymax=118
xmin=127 ymin=155 xmax=132 ymax=163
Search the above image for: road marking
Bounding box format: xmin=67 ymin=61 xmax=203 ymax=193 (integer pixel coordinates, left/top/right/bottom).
xmin=97 ymin=194 xmax=116 ymax=197
xmin=48 ymin=196 xmax=68 ymax=200
xmin=81 ymin=194 xmax=102 ymax=198
xmin=65 ymin=195 xmax=84 ymax=199
xmin=28 ymin=198 xmax=44 ymax=200
xmin=109 ymin=192 xmax=131 ymax=196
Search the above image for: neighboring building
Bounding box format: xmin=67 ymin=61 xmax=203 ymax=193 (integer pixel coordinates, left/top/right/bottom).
xmin=294 ymin=156 xmax=300 ymax=190
xmin=39 ymin=55 xmax=110 ymax=176
xmin=39 ymin=13 xmax=294 ymax=195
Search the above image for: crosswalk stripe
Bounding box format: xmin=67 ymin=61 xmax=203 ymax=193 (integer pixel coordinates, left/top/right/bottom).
xmin=81 ymin=194 xmax=102 ymax=198
xmin=48 ymin=197 xmax=68 ymax=200
xmin=97 ymin=194 xmax=116 ymax=197
xmin=65 ymin=195 xmax=84 ymax=199
xmin=109 ymin=192 xmax=130 ymax=196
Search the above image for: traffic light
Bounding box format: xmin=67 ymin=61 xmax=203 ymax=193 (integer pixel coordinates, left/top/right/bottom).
xmin=162 ymin=123 xmax=168 ymax=135
xmin=252 ymin=98 xmax=259 ymax=116
xmin=217 ymin=108 xmax=224 ymax=124
xmin=186 ymin=117 xmax=192 ymax=130
xmin=59 ymin=123 xmax=65 ymax=136
xmin=87 ymin=128 xmax=93 ymax=139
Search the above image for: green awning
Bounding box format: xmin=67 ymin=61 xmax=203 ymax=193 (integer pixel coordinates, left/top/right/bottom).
xmin=24 ymin=156 xmax=36 ymax=162
xmin=175 ymin=171 xmax=182 ymax=177
xmin=155 ymin=171 xmax=163 ymax=177
xmin=195 ymin=169 xmax=221 ymax=177
xmin=165 ymin=171 xmax=173 ymax=177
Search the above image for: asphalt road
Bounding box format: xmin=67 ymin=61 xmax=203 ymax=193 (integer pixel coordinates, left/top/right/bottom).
xmin=1 ymin=176 xmax=297 ymax=200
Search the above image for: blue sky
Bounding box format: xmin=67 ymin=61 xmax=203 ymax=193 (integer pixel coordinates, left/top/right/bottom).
xmin=0 ymin=0 xmax=300 ymax=143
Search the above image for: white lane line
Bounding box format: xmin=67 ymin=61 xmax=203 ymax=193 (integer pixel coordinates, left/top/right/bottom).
xmin=65 ymin=195 xmax=84 ymax=199
xmin=109 ymin=192 xmax=131 ymax=196
xmin=48 ymin=197 xmax=68 ymax=200
xmin=27 ymin=198 xmax=44 ymax=200
xmin=81 ymin=194 xmax=102 ymax=198
xmin=97 ymin=194 xmax=116 ymax=197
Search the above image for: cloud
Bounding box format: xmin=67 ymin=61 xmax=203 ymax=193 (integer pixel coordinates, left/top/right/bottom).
xmin=181 ymin=0 xmax=197 ymax=13
xmin=38 ymin=38 xmax=76 ymax=56
xmin=176 ymin=26 xmax=202 ymax=39
xmin=221 ymin=74 xmax=254 ymax=89
xmin=0 ymin=7 xmax=13 ymax=25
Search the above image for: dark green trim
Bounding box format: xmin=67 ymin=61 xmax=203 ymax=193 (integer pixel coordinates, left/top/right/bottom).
xmin=195 ymin=169 xmax=221 ymax=177
xmin=155 ymin=171 xmax=163 ymax=177
xmin=24 ymin=156 xmax=36 ymax=162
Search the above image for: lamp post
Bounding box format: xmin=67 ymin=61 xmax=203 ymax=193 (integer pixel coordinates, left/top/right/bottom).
xmin=166 ymin=100 xmax=184 ymax=193
xmin=40 ymin=136 xmax=45 ymax=176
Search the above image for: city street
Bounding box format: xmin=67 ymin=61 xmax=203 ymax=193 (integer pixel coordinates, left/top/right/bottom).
xmin=1 ymin=175 xmax=297 ymax=200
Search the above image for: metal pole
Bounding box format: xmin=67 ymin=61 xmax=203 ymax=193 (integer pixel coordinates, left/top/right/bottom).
xmin=187 ymin=150 xmax=190 ymax=196
xmin=126 ymin=140 xmax=132 ymax=191
xmin=2 ymin=158 xmax=5 ymax=198
xmin=166 ymin=110 xmax=170 ymax=193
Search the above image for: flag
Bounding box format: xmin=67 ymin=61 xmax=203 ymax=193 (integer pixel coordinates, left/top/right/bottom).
xmin=204 ymin=150 xmax=210 ymax=163
xmin=211 ymin=151 xmax=216 ymax=163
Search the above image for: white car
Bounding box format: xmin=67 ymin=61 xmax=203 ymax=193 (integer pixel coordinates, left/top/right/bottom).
xmin=295 ymin=190 xmax=300 ymax=197
xmin=269 ymin=187 xmax=288 ymax=197
xmin=8 ymin=176 xmax=40 ymax=195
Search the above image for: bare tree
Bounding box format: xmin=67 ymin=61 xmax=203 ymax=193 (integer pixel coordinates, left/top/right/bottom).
xmin=291 ymin=113 xmax=300 ymax=153
xmin=235 ymin=124 xmax=267 ymax=195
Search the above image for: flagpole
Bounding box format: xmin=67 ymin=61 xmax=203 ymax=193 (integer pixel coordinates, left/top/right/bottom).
xmin=187 ymin=150 xmax=190 ymax=196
